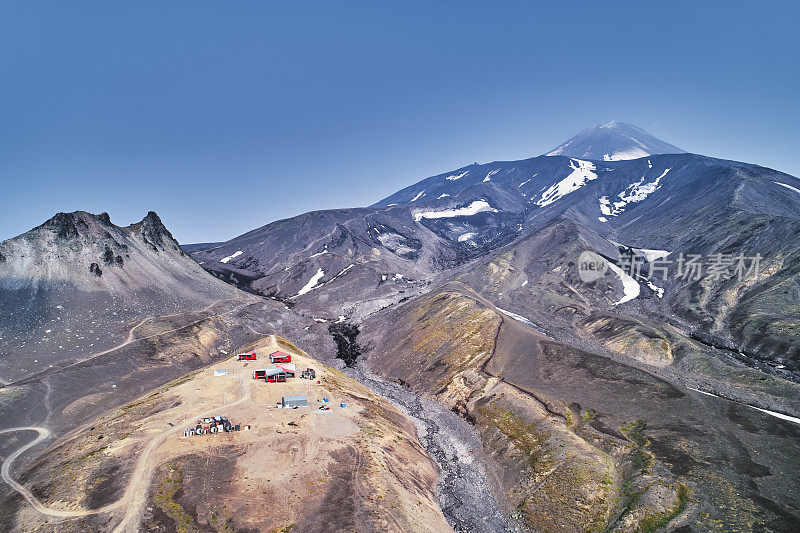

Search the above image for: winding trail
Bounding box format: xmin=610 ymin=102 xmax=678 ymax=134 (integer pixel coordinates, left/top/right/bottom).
xmin=49 ymin=297 xmax=254 ymax=376
xmin=0 ymin=297 xmax=261 ymax=529
xmin=111 ymin=356 xmax=254 ymax=532
xmin=4 ymin=297 xmax=255 ymax=388
xmin=0 ymin=427 xmax=61 ymax=515
xmin=0 ymin=348 xmax=255 ymax=529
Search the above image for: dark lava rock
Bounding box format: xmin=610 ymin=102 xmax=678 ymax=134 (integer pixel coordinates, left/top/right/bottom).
xmin=100 ymin=245 xmax=125 ymax=268
xmin=136 ymin=211 xmax=182 ymax=253
xmin=140 ymin=211 xmax=167 ymax=246
xmin=329 ymin=322 xmax=362 ymax=366
xmin=89 ymin=263 xmax=103 ymax=277
xmin=44 ymin=212 xmax=80 ymax=240
xmin=102 ymin=245 xmax=115 ymax=265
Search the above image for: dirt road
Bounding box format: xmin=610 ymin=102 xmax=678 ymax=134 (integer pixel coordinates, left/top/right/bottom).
xmin=111 ymin=351 xmax=254 ymax=532
xmin=0 ymin=350 xmax=254 ymax=529
xmin=53 ymin=297 xmax=256 ymax=374
xmin=0 ymin=298 xmax=259 ymax=529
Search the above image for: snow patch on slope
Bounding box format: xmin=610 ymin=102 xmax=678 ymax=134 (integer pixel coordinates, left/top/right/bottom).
xmin=332 ymin=264 xmax=354 ymax=280
xmin=632 ymin=248 xmax=670 ymax=262
xmin=413 ymin=200 xmax=498 ymax=222
xmin=483 ymin=169 xmax=500 ymax=182
xmin=546 ymin=139 xmax=573 ymax=156
xmin=620 ymin=168 xmax=670 ymax=202
xmin=599 ymin=168 xmax=670 ymax=218
xmin=445 ymin=170 xmax=469 ymax=181
xmin=603 ymin=147 xmax=649 ymax=161
xmin=606 ymin=262 xmax=640 ymax=305
xmin=376 ymin=233 xmax=417 ymax=256
xmin=220 ymin=251 xmax=243 ymax=264
xmin=775 ymin=181 xmax=800 ymax=194
xmin=295 ymin=268 xmax=325 ymax=297
xmin=536 ymin=159 xmax=597 ymax=207
xmin=411 ymin=190 xmax=426 ymax=202
xmin=495 ymin=307 xmax=536 ymax=327
xmin=688 ymin=388 xmax=800 ymax=425
xmin=495 ymin=306 xmax=547 ymax=334
xmin=646 ymin=280 xmax=664 ymax=298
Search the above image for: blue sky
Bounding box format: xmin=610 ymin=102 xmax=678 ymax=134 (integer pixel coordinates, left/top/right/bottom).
xmin=1 ymin=1 xmax=798 ymax=243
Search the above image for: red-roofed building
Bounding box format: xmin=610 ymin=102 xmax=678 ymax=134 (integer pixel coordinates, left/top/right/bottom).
xmin=277 ymin=362 xmax=297 ymax=377
xmin=269 ymin=351 xmax=292 ymax=363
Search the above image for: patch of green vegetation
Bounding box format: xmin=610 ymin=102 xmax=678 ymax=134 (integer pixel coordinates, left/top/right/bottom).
xmin=361 ymin=426 xmax=384 ymax=438
xmin=321 ymin=369 xmax=346 ymax=392
xmin=563 ymin=405 xmax=575 ymax=427
xmin=478 ymin=405 xmax=554 ymax=471
xmin=621 ymin=420 xmax=653 ymax=473
xmin=610 ymin=424 xmax=691 ymax=532
xmin=153 ymin=464 xmax=197 ymax=532
xmin=121 ymin=396 xmax=156 ymax=411
xmin=409 ymin=297 xmax=498 ymax=389
xmin=271 ymin=524 xmax=294 ymax=533
xmin=60 ymin=445 xmax=110 ymax=476
xmin=636 ymin=482 xmax=691 ymax=532
xmin=616 ymin=484 xmax=644 ymax=527
xmin=580 ymin=458 xmax=627 ymax=532
xmin=82 ymin=446 xmax=108 ymax=460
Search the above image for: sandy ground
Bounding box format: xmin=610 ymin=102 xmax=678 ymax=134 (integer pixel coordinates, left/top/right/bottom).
xmin=7 ymin=334 xmax=453 ymax=533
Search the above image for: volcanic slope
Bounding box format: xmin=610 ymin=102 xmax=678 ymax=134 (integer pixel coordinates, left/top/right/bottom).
xmin=190 ymin=124 xmax=800 ymax=377
xmin=182 ymin=123 xmax=800 ymax=531
xmin=361 ymin=284 xmax=800 ymax=532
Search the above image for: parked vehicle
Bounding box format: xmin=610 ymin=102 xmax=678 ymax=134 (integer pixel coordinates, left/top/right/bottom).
xmin=189 ymin=415 xmax=235 ymax=436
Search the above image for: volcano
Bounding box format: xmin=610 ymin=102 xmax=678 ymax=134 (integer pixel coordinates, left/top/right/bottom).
xmin=546 ymin=120 xmax=685 ymax=161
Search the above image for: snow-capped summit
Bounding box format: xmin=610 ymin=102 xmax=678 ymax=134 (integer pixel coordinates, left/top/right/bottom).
xmin=546 ymin=121 xmax=685 ymax=161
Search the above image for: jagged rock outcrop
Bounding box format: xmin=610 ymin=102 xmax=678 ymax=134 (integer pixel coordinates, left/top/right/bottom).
xmin=0 ymin=211 xmax=239 ymax=381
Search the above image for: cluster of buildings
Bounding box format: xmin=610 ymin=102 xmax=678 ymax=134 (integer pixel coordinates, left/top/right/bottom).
xmin=246 ymin=350 xmax=316 ymax=383
xmin=240 ymin=348 xmax=315 ymax=407
xmin=183 ymin=347 xmax=319 ymax=438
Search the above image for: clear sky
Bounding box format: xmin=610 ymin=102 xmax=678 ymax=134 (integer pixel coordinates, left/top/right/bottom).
xmin=1 ymin=1 xmax=798 ymax=244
